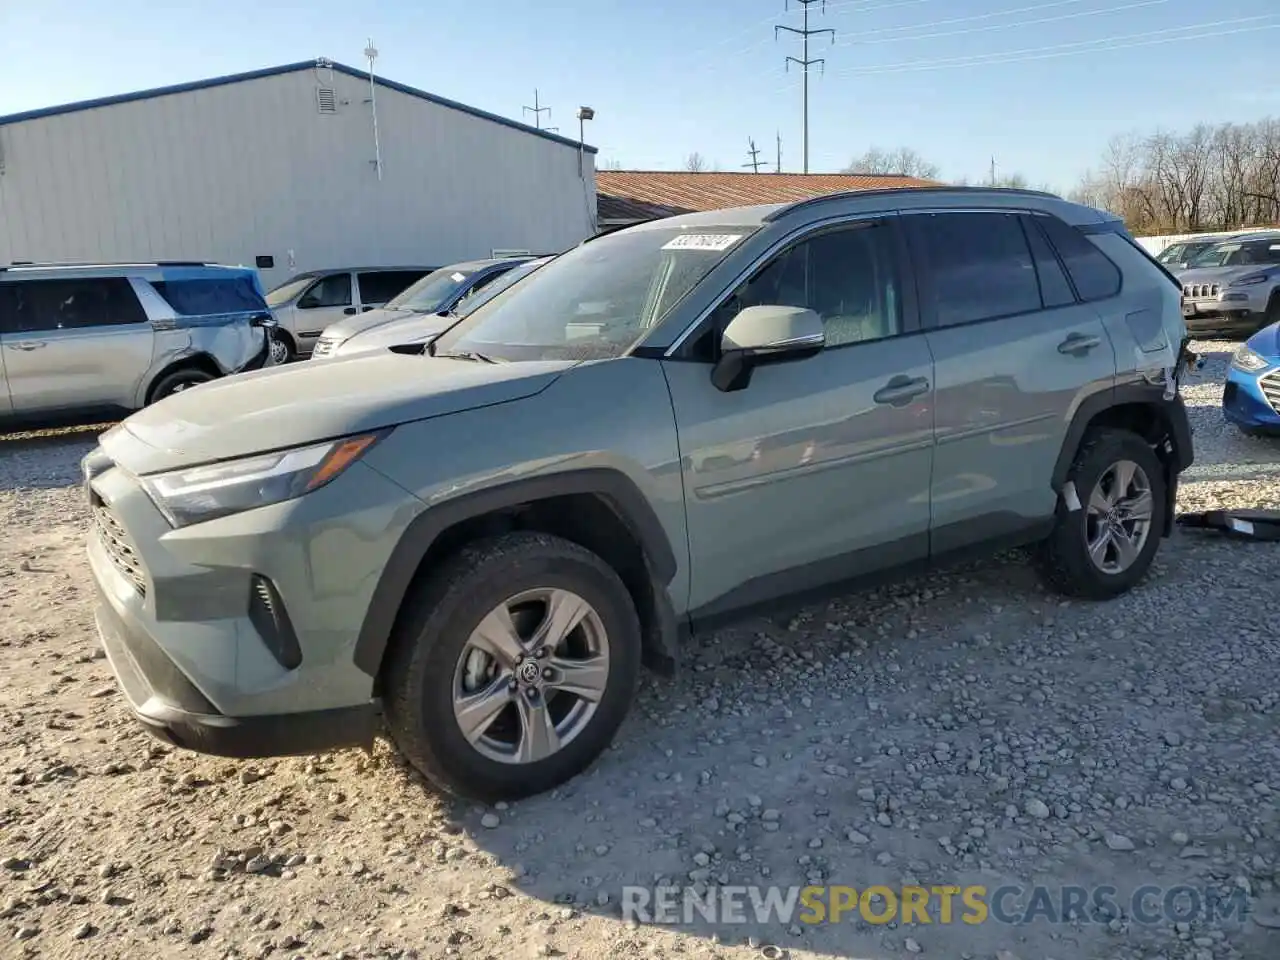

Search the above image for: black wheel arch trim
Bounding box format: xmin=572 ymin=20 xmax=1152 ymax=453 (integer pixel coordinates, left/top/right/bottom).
xmin=1052 ymin=383 xmax=1193 ymax=537
xmin=352 ymin=467 xmax=680 ymax=677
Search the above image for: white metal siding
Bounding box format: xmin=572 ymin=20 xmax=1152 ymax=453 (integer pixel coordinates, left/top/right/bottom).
xmin=0 ymin=69 xmax=597 ymax=289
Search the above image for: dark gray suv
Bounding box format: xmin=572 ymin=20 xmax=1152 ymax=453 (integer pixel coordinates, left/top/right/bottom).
xmin=83 ymin=187 xmax=1195 ymax=802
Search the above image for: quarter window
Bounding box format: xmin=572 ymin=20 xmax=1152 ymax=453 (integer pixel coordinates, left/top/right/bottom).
xmin=0 ymin=277 xmax=147 ymax=333
xmin=910 ymin=212 xmax=1041 ymax=327
xmin=299 ymin=273 xmax=352 ymax=309
xmin=708 ymin=221 xmax=903 ymax=351
xmin=1037 ymin=216 xmax=1122 ymax=301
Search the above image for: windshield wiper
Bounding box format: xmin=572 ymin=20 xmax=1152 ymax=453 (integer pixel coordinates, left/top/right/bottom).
xmin=434 ymin=349 xmax=499 ymax=364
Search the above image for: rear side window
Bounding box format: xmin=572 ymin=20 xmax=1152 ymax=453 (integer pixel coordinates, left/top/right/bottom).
xmin=910 ymin=212 xmax=1041 ymax=327
xmin=0 ymin=277 xmax=146 ymax=333
xmin=151 ymin=276 xmax=267 ymax=316
xmin=1037 ymin=216 xmax=1122 ymax=301
xmin=357 ymin=270 xmax=426 ymax=304
xmin=1019 ymin=215 xmax=1075 ymax=309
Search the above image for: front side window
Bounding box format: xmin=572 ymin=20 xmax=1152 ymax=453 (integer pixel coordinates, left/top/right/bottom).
xmin=0 ymin=277 xmax=147 ymax=333
xmin=704 ymin=220 xmax=902 ymax=352
xmin=298 ymin=273 xmax=352 ymax=309
xmin=910 ymin=212 xmax=1041 ymax=327
xmin=430 ymin=225 xmax=759 ymax=362
xmin=151 ymin=277 xmax=267 ymax=316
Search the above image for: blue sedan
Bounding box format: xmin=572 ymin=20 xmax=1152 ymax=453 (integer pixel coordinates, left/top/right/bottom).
xmin=1223 ymin=322 xmax=1280 ymax=433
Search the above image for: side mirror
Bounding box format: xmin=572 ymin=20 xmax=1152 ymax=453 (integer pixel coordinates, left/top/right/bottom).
xmin=711 ymin=305 xmax=825 ymax=392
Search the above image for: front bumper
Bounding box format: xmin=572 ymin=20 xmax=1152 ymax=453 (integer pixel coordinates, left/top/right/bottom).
xmin=1181 ymin=294 xmax=1269 ymax=335
xmin=1223 ymin=363 xmax=1280 ymax=433
xmin=83 ymin=449 xmax=423 ymax=758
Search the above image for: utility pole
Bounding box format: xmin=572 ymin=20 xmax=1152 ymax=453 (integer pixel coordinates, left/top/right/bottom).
xmin=776 ymin=131 xmax=783 ymax=173
xmin=990 ymin=156 xmax=997 ymax=185
xmin=776 ymin=0 xmax=834 ymax=174
xmin=743 ymin=138 xmax=763 ymax=173
xmin=523 ymin=89 xmax=553 ymax=131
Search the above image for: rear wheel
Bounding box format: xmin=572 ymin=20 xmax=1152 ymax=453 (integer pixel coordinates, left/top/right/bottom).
xmin=382 ymin=532 xmax=642 ymax=802
xmin=148 ymin=367 xmax=216 ymax=403
xmin=1036 ymin=428 xmax=1167 ymax=600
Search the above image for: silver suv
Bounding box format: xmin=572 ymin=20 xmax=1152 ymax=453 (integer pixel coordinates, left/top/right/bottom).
xmin=83 ymin=187 xmax=1195 ymax=802
xmin=1 ymin=261 xmax=274 ymax=420
xmin=1176 ymin=233 xmax=1280 ymax=336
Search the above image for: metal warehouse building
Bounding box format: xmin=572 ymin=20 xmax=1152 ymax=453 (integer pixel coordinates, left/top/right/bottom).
xmin=0 ymin=59 xmax=599 ymax=289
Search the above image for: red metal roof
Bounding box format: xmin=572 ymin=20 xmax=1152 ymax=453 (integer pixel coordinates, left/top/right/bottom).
xmin=596 ymin=170 xmax=942 ymax=222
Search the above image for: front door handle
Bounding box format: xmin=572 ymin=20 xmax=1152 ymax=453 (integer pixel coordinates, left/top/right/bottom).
xmin=1058 ymin=332 xmax=1102 ymax=356
xmin=8 ymin=341 xmax=46 ymax=351
xmin=873 ymin=375 xmax=930 ymax=406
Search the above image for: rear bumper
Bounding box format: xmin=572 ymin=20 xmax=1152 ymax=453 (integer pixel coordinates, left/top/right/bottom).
xmin=93 ymin=573 xmax=379 ymax=758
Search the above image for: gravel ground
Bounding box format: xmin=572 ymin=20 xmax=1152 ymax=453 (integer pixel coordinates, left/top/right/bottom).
xmin=1 ymin=342 xmax=1277 ymax=960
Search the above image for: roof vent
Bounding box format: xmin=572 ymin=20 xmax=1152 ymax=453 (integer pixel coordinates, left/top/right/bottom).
xmin=316 ymin=87 xmax=337 ymax=115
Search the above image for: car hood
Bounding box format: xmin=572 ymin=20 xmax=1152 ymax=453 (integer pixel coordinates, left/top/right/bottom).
xmin=101 ymin=354 xmax=576 ymax=474
xmin=1176 ymin=265 xmax=1264 ymax=285
xmin=320 ymin=307 xmax=420 ymax=342
xmin=1246 ymin=321 xmax=1280 ymax=360
xmin=336 ymin=313 xmax=457 ymax=357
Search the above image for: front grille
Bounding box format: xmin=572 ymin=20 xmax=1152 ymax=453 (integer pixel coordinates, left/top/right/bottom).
xmin=1260 ymin=370 xmax=1280 ymax=412
xmin=311 ymin=336 xmax=338 ymax=358
xmin=1182 ymin=282 xmax=1220 ymax=298
xmin=93 ymin=502 xmax=147 ymax=597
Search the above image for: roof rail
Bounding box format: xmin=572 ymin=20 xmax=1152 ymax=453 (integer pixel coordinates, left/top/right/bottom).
xmin=1 ymin=259 xmax=215 ymax=271
xmin=763 ymin=184 xmax=1064 ymax=222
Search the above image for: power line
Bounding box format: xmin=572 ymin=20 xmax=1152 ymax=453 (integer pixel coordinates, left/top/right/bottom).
xmin=777 ymin=0 xmax=835 ymax=174
xmin=744 ymin=138 xmax=763 ymax=173
xmin=806 ymin=14 xmax=1280 ymax=79
xmin=834 ymin=0 xmax=1170 ymax=48
xmin=522 ymin=89 xmax=555 ymax=132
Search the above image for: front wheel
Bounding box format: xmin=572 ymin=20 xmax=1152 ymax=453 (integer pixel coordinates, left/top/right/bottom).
xmin=382 ymin=532 xmax=642 ymax=802
xmin=268 ymin=331 xmax=295 ymax=365
xmin=148 ymin=367 xmax=216 ymax=404
xmin=1036 ymin=428 xmax=1168 ymax=600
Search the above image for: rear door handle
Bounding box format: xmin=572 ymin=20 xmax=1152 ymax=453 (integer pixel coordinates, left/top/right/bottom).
xmin=873 ymin=375 xmax=930 ymax=406
xmin=8 ymin=341 xmax=45 ymax=351
xmin=1058 ymin=332 xmax=1102 ymax=356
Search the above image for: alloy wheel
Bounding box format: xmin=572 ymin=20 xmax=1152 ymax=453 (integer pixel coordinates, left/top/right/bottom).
xmin=1085 ymin=459 xmax=1154 ymax=575
xmin=451 ymin=587 xmax=610 ymax=765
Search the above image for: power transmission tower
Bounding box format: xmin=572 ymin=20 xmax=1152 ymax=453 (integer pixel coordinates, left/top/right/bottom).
xmin=743 ymin=138 xmax=763 ymax=173
xmin=776 ymin=0 xmax=834 ymax=174
xmin=523 ymin=89 xmax=555 ymax=132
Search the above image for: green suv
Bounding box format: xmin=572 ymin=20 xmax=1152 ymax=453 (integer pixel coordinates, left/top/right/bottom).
xmin=83 ymin=187 xmax=1195 ymax=801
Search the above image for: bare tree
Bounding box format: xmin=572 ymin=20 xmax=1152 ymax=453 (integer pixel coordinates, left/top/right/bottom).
xmin=685 ymin=152 xmax=708 ymax=173
xmin=844 ymin=146 xmax=940 ymax=180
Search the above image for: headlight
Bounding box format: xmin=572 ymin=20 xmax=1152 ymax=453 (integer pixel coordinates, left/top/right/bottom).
xmin=1231 ymin=345 xmax=1270 ymax=373
xmin=1230 ymin=273 xmax=1269 ymax=286
xmin=140 ymin=431 xmax=389 ymax=528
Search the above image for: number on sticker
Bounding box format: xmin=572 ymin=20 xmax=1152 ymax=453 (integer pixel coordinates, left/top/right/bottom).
xmin=661 ymin=234 xmax=744 ymax=252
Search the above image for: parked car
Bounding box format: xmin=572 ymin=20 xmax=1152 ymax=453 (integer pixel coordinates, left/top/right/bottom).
xmin=1176 ymin=233 xmax=1280 ymax=336
xmin=1222 ymin=321 xmax=1280 ymax=434
xmin=328 ymin=256 xmax=553 ymax=360
xmin=1157 ymin=237 xmax=1235 ymax=269
xmin=81 ymin=187 xmax=1195 ymax=803
xmin=0 ymin=261 xmax=275 ymax=421
xmin=309 ymin=257 xmax=534 ymax=359
xmin=264 ymin=267 xmax=435 ymax=362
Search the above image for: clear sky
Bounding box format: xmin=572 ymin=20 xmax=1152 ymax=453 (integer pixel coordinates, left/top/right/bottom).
xmin=1 ymin=0 xmax=1278 ymax=192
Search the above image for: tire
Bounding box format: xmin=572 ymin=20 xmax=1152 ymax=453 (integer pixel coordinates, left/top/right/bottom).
xmin=382 ymin=531 xmax=642 ymax=802
xmin=268 ymin=331 xmax=295 ymax=365
xmin=1036 ymin=428 xmax=1167 ymax=601
xmin=1266 ymin=291 xmax=1280 ymax=327
xmin=148 ymin=367 xmax=216 ymax=404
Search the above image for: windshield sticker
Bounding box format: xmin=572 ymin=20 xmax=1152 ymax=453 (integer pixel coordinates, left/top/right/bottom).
xmin=661 ymin=234 xmax=745 ymax=252
xmin=451 ymin=272 xmax=466 ymax=282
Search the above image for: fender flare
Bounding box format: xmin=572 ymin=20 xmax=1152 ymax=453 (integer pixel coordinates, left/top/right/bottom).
xmin=1051 ymin=383 xmax=1194 ymax=536
xmin=351 ymin=467 xmax=680 ymax=677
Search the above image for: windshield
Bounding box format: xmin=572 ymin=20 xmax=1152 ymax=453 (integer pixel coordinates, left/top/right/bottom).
xmin=385 ymin=266 xmax=479 ymax=312
xmin=265 ymin=274 xmax=318 ymax=307
xmin=1157 ymin=244 xmax=1188 ymax=263
xmin=1188 ymin=243 xmax=1242 ymax=268
xmin=430 ymin=225 xmax=756 ymax=362
xmin=453 ymin=259 xmax=547 ymax=317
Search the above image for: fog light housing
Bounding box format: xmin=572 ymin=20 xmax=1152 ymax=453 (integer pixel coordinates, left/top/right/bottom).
xmin=248 ymin=575 xmax=302 ymax=670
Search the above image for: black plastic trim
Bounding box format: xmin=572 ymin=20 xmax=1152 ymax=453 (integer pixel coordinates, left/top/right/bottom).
xmin=352 ymin=468 xmax=680 ymax=677
xmin=132 ymin=699 xmax=379 ymax=759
